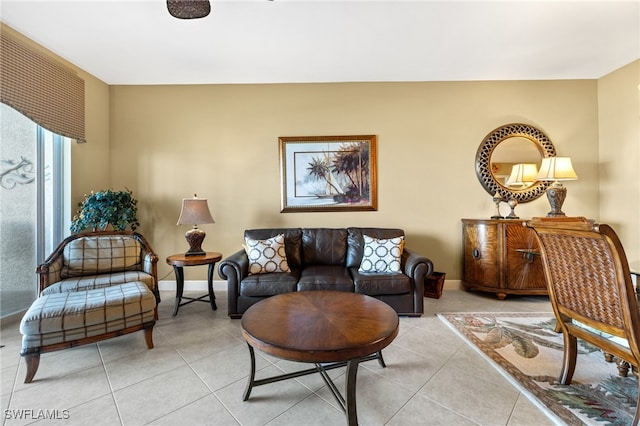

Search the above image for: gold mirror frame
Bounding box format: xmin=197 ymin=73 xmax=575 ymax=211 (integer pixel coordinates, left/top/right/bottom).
xmin=475 ymin=123 xmax=556 ymax=203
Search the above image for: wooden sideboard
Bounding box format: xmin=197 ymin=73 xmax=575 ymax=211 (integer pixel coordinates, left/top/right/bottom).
xmin=461 ymin=219 xmax=547 ymax=299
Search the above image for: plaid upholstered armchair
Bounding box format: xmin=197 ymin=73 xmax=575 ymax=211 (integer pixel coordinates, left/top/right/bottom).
xmin=19 ymin=231 xmax=159 ymax=383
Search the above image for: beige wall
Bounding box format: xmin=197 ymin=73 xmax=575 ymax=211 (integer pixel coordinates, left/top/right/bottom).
xmin=9 ymin=25 xmax=637 ymax=283
xmin=108 ymin=80 xmax=601 ymax=280
xmin=598 ymin=60 xmax=640 ymax=263
xmin=71 ymin=70 xmax=111 ymax=210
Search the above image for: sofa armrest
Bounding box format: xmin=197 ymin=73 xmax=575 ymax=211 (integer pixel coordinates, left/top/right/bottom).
xmin=218 ymin=249 xmax=249 ymax=317
xmin=218 ymin=249 xmax=249 ymax=291
xmin=402 ymin=248 xmax=433 ymax=315
xmin=402 ymin=248 xmax=434 ymax=284
xmin=218 ymin=249 xmax=249 ymax=282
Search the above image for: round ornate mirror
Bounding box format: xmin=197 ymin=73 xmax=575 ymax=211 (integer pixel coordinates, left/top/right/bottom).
xmin=475 ymin=123 xmax=556 ymax=203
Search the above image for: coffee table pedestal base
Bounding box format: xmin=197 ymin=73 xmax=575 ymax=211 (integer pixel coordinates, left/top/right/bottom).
xmin=242 ymin=344 xmax=386 ymax=426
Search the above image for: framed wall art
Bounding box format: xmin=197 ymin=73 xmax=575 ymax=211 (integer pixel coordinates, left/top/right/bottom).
xmin=279 ymin=135 xmax=377 ymax=212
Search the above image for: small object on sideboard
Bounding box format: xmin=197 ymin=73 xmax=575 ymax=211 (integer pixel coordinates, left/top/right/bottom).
xmin=491 ymin=192 xmax=503 ymax=219
xmin=505 ymin=198 xmax=519 ymax=219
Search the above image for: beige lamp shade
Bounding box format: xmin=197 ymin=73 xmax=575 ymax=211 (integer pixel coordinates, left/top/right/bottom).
xmin=177 ymin=197 xmax=214 ymax=226
xmin=506 ymin=163 xmax=538 ymax=187
xmin=535 ymin=157 xmax=578 ymax=181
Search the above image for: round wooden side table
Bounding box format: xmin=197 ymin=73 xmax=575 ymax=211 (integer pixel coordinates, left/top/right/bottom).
xmin=166 ymin=252 xmax=222 ymax=316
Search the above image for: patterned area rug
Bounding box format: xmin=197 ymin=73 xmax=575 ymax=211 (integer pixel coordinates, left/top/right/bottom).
xmin=438 ymin=312 xmax=638 ymax=426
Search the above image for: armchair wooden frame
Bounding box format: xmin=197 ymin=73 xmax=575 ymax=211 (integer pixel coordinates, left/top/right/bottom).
xmin=527 ymin=217 xmax=640 ymax=424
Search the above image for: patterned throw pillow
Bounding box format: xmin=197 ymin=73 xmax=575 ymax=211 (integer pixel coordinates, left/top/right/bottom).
xmin=358 ymin=235 xmax=404 ymax=273
xmin=245 ymin=234 xmax=291 ymax=275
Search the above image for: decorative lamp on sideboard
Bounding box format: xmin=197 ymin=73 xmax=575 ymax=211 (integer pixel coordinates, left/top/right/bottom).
xmin=535 ymin=157 xmax=578 ymax=217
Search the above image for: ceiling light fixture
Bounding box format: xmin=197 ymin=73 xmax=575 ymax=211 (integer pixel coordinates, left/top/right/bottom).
xmin=167 ymin=0 xmax=211 ymax=19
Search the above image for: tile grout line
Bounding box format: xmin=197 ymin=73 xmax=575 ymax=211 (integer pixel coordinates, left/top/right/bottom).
xmin=154 ymin=326 xmax=245 ymax=425
xmin=2 ymin=353 xmax=20 ymax=426
xmin=95 ymin=343 xmax=125 ymax=426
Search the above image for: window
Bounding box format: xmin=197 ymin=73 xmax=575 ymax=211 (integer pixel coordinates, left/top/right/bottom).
xmin=0 ymin=103 xmax=70 ymax=319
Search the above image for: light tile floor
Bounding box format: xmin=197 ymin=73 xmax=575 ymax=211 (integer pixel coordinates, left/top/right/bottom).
xmin=1 ymin=285 xmax=558 ymax=426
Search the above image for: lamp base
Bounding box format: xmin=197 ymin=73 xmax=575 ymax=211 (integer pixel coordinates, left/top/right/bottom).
xmin=184 ymin=227 xmax=206 ymax=256
xmin=545 ymin=183 xmax=568 ymax=217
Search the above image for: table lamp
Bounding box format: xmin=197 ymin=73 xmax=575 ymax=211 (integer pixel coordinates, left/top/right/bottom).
xmin=535 ymin=157 xmax=578 ymax=217
xmin=177 ymin=194 xmax=214 ymax=256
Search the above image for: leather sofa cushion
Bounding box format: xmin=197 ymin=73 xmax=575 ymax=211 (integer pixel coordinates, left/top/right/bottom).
xmin=351 ymin=268 xmax=411 ymax=295
xmin=240 ymin=270 xmax=300 ymax=297
xmin=297 ymin=265 xmax=354 ymax=292
xmin=346 ymin=227 xmax=405 ymax=268
xmin=245 ymin=228 xmax=303 ymax=268
xmin=302 ymin=228 xmax=347 ymax=266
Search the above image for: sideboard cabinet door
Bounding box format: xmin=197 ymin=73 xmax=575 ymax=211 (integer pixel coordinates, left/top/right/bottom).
xmin=503 ymin=222 xmax=547 ymax=292
xmin=462 ymin=221 xmax=500 ymax=289
xmin=462 ymin=219 xmax=548 ymax=299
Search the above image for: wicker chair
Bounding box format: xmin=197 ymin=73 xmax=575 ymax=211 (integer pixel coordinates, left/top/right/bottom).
xmin=527 ymin=217 xmax=640 ymax=424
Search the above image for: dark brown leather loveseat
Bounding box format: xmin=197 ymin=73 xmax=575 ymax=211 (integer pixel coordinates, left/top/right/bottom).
xmin=218 ymin=227 xmax=434 ymax=318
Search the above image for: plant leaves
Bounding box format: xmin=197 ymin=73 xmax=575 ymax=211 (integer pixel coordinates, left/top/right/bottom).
xmin=70 ymin=188 xmax=139 ymax=233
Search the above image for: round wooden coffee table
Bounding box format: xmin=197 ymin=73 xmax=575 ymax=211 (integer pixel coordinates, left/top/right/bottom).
xmin=241 ymin=290 xmax=399 ymax=426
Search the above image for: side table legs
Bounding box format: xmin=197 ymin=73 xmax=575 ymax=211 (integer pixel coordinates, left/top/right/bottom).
xmin=172 ymin=266 xmax=184 ymax=317
xmin=171 ymin=263 xmax=218 ymax=316
xmin=207 ymin=262 xmax=217 ymax=311
xmin=166 ymin=252 xmax=222 ymax=317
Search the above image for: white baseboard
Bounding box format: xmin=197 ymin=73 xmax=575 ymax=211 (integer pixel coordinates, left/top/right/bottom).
xmin=158 ymin=280 xmax=227 ymax=292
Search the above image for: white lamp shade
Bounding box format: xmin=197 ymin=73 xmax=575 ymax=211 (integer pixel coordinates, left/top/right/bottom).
xmin=535 ymin=157 xmax=578 ymax=181
xmin=507 ymin=163 xmax=538 ymax=186
xmin=177 ymin=198 xmax=214 ymax=225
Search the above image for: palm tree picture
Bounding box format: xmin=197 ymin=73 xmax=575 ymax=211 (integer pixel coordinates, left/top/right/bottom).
xmin=306 ymin=141 xmax=370 ymax=203
xmin=280 ymin=135 xmax=377 ymax=212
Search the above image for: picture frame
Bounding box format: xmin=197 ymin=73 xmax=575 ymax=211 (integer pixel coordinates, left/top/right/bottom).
xmin=279 ymin=135 xmax=377 ymax=213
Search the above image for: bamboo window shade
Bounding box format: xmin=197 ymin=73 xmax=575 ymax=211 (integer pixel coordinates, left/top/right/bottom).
xmin=0 ymin=29 xmax=85 ymax=143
